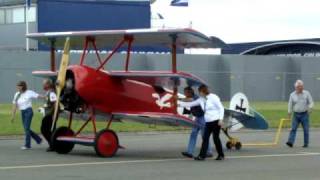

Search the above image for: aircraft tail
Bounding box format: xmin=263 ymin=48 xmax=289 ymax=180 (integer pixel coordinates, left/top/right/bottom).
xmin=226 ymin=92 xmax=268 ymax=131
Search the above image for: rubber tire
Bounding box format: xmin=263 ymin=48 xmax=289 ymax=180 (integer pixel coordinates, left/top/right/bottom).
xmin=226 ymin=141 xmax=233 ymax=150
xmin=235 ymin=142 xmax=242 ymax=150
xmin=51 ymin=126 xmax=75 ymax=154
xmin=94 ymin=129 xmax=119 ymax=157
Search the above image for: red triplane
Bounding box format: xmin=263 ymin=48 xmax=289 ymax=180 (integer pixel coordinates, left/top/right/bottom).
xmin=28 ymin=28 xmax=267 ymax=157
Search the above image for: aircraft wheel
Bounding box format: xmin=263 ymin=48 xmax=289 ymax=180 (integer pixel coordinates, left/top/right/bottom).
xmin=51 ymin=127 xmax=75 ymax=154
xmin=226 ymin=141 xmax=233 ymax=150
xmin=94 ymin=129 xmax=119 ymax=157
xmin=235 ymin=142 xmax=242 ymax=150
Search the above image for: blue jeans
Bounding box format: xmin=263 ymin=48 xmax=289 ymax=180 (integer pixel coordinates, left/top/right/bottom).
xmin=288 ymin=112 xmax=309 ymax=146
xmin=186 ymin=116 xmax=213 ymax=155
xmin=21 ymin=108 xmax=42 ymax=148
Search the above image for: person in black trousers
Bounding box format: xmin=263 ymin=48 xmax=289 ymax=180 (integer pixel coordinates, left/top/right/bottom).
xmin=40 ymin=79 xmax=57 ymax=151
xmin=178 ymin=85 xmax=225 ymax=161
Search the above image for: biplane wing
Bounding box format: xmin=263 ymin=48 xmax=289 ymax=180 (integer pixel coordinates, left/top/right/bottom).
xmin=112 ymin=112 xmax=194 ymax=127
xmin=32 ymin=70 xmax=57 ymax=78
xmin=33 ymin=69 xmax=206 ymax=87
xmin=27 ymin=28 xmax=225 ymax=49
xmin=109 ymin=70 xmax=206 ymax=87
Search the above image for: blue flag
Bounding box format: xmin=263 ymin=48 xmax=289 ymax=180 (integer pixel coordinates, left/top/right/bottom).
xmin=26 ymin=0 xmax=31 ymax=9
xmin=170 ymin=0 xmax=188 ymax=7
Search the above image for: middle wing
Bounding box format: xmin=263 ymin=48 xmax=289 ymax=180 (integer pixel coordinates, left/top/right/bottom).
xmin=108 ymin=70 xmax=206 ymax=88
xmin=112 ymin=112 xmax=195 ymax=127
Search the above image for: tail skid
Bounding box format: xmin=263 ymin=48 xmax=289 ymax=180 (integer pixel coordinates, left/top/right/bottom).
xmin=224 ymin=118 xmax=290 ymax=150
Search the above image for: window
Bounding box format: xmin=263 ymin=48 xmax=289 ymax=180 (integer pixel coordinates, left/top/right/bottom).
xmin=1 ymin=6 xmax=37 ymax=24
xmin=5 ymin=8 xmax=13 ymax=23
xmin=0 ymin=9 xmax=4 ymax=24
xmin=12 ymin=7 xmax=25 ymax=23
xmin=27 ymin=7 xmax=36 ymax=22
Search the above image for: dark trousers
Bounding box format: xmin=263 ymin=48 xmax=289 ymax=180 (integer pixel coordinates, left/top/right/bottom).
xmin=199 ymin=121 xmax=224 ymax=158
xmin=41 ymin=115 xmax=54 ymax=147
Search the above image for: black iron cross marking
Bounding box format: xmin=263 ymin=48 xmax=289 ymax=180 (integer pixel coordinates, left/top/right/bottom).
xmin=235 ymin=98 xmax=246 ymax=112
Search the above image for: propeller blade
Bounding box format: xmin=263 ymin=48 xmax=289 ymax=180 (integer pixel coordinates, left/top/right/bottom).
xmin=51 ymin=37 xmax=71 ymax=131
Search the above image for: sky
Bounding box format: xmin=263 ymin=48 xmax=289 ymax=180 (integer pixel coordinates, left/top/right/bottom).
xmin=151 ymin=0 xmax=320 ymax=43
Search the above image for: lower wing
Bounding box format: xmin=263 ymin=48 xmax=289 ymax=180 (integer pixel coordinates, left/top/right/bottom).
xmin=112 ymin=112 xmax=195 ymax=127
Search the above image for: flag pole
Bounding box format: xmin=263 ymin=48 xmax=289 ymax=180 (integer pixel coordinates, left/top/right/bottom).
xmin=25 ymin=0 xmax=29 ymax=51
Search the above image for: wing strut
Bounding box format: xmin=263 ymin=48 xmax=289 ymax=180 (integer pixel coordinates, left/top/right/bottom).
xmin=125 ymin=36 xmax=134 ymax=71
xmin=96 ymin=35 xmax=133 ymax=71
xmin=171 ymin=34 xmax=178 ymax=114
xmin=50 ymin=39 xmax=56 ymax=71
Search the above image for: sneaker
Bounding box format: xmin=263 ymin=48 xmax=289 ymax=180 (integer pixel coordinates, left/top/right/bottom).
xmin=286 ymin=142 xmax=293 ymax=148
xmin=194 ymin=156 xmax=205 ymax=161
xmin=302 ymin=145 xmax=308 ymax=148
xmin=21 ymin=146 xmax=31 ymax=150
xmin=181 ymin=152 xmax=193 ymax=158
xmin=215 ymin=155 xmax=225 ymax=161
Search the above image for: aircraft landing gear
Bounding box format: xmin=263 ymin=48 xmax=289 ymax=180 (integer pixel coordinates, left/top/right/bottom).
xmin=223 ymin=128 xmax=242 ymax=150
xmin=51 ymin=126 xmax=75 ymax=154
xmin=226 ymin=138 xmax=242 ymax=150
xmin=94 ymin=129 xmax=119 ymax=157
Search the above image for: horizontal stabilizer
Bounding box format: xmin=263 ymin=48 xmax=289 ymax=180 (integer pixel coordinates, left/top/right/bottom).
xmin=224 ymin=109 xmax=268 ymax=130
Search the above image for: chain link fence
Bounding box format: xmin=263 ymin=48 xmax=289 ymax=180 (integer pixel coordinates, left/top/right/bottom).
xmin=1 ymin=51 xmax=320 ymax=102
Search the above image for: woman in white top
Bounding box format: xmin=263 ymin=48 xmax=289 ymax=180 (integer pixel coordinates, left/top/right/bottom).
xmin=11 ymin=81 xmax=43 ymax=150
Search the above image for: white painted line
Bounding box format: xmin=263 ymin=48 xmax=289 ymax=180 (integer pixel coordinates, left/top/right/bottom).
xmin=0 ymin=158 xmax=185 ymax=170
xmin=228 ymin=152 xmax=320 ymax=159
xmin=0 ymin=152 xmax=319 ymax=170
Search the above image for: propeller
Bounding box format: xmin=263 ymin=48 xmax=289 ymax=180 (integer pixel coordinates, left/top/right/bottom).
xmin=51 ymin=37 xmax=71 ymax=131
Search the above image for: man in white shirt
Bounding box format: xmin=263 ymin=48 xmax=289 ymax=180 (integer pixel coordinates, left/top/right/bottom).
xmin=286 ymin=80 xmax=314 ymax=148
xmin=178 ymin=84 xmax=225 ymax=161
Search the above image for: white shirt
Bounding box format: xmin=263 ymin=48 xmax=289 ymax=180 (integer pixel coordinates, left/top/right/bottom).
xmin=12 ymin=90 xmax=39 ymax=110
xmin=47 ymin=91 xmax=57 ymax=102
xmin=179 ymin=93 xmax=224 ymax=123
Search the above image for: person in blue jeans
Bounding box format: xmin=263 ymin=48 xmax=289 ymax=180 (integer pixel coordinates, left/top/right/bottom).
xmin=286 ymin=80 xmax=314 ymax=148
xmin=181 ymin=87 xmax=213 ymax=158
xmin=11 ymin=81 xmax=43 ymax=150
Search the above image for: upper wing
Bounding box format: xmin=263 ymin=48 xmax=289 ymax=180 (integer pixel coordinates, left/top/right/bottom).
xmin=224 ymin=109 xmax=268 ymax=130
xmin=109 ymin=70 xmax=206 ymax=88
xmin=32 ymin=70 xmax=57 ymax=79
xmin=27 ymin=28 xmax=225 ymax=49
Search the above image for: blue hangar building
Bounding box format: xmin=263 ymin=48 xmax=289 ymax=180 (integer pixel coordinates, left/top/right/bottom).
xmin=0 ymin=0 xmax=150 ymax=50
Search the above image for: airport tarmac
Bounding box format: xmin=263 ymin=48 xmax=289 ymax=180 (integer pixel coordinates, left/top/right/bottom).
xmin=0 ymin=130 xmax=319 ymax=180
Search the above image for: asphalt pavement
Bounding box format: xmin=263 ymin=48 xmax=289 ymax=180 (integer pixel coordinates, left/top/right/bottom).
xmin=0 ymin=130 xmax=320 ymax=180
